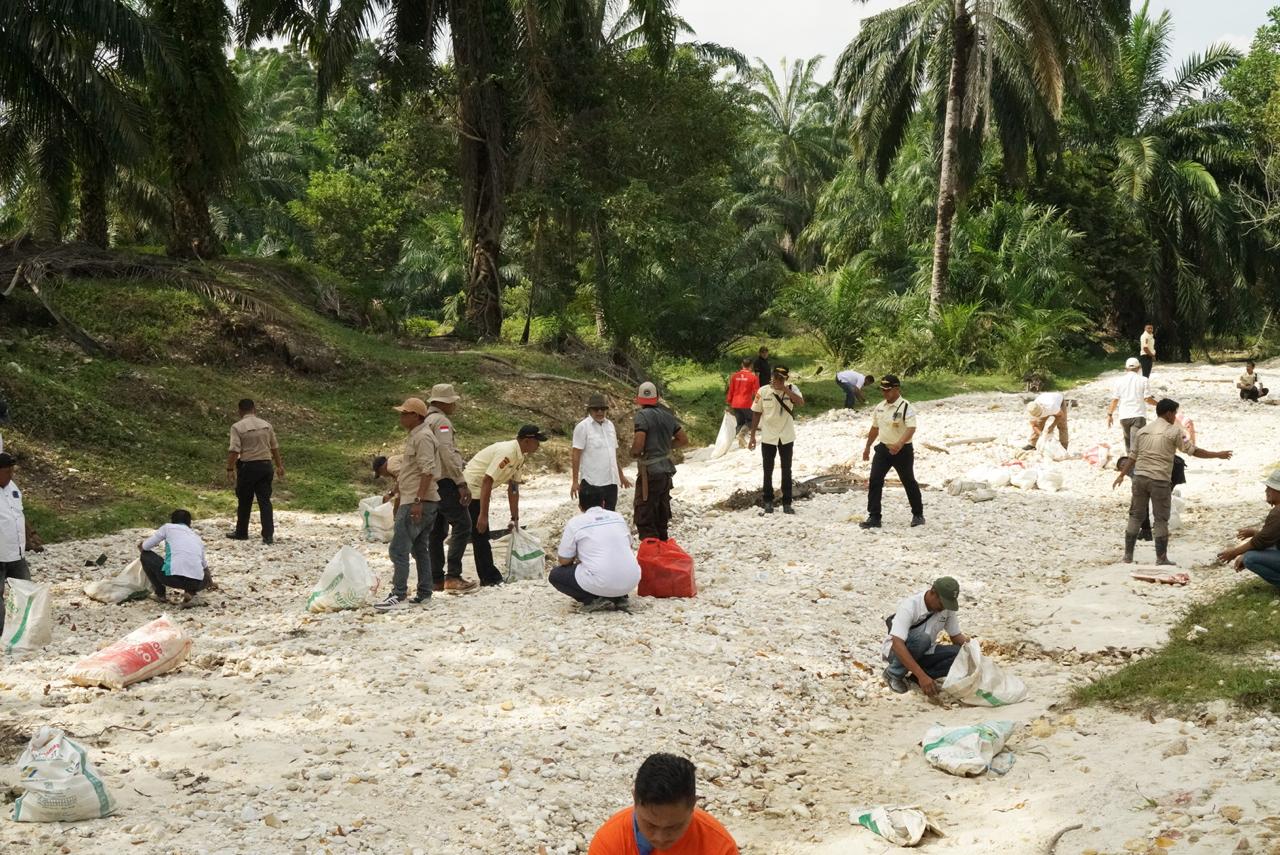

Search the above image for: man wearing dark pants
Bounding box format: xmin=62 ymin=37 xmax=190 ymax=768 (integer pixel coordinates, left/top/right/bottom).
xmin=861 ymin=375 xmax=924 ymax=529
xmin=0 ymin=452 xmax=42 ymax=637
xmin=424 ymin=384 xmax=477 ymax=594
xmin=1107 ymin=357 xmax=1157 ymax=454
xmin=749 ymin=366 xmax=804 ymax=514
xmin=725 ymin=359 xmax=759 ymax=447
xmin=463 ymin=426 xmax=545 ymax=585
xmin=835 ymin=369 xmax=872 ymax=409
xmin=375 ymin=397 xmax=441 ymax=611
xmin=882 ymin=577 xmax=969 ymax=695
xmin=225 ymin=399 xmax=284 ymax=544
xmin=1139 ymin=324 xmax=1156 ymax=378
xmin=1114 ymin=398 xmax=1232 ymax=565
xmin=138 ymin=509 xmax=210 ymax=603
xmin=631 ymin=382 xmax=689 ymax=541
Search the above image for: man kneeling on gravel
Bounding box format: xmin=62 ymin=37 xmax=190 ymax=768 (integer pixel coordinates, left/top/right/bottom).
xmin=552 ymin=485 xmax=641 ymax=612
xmin=138 ymin=509 xmax=212 ymax=604
xmin=1215 ymin=470 xmax=1280 ymax=589
xmin=882 ymin=576 xmax=969 ymax=696
xmin=589 ymin=753 xmax=738 ymax=855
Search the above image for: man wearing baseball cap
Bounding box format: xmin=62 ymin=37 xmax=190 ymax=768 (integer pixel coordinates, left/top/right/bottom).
xmin=630 ymin=382 xmax=689 ymax=541
xmin=882 ymin=576 xmax=969 ymax=696
xmin=0 ymin=451 xmax=44 ymax=638
xmin=1107 ymin=357 xmax=1157 ymax=454
xmin=375 ymin=397 xmax=442 ymax=610
xmin=462 ymin=425 xmax=547 ymax=584
xmin=860 ymin=374 xmax=924 ymax=529
xmin=424 ymin=383 xmax=478 ymax=594
xmin=1216 ymin=470 xmax=1280 ymax=589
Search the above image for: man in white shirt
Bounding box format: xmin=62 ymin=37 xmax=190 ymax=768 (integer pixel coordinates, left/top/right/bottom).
xmin=882 ymin=577 xmax=969 ymax=696
xmin=749 ymin=366 xmax=805 ymax=514
xmin=551 ymin=487 xmax=641 ymax=612
xmin=834 ymin=369 xmax=873 ymax=409
xmin=0 ymin=452 xmax=42 ymax=638
xmin=1107 ymin=357 xmax=1159 ymax=452
xmin=1023 ymin=391 xmax=1068 ymax=451
xmin=138 ymin=509 xmax=211 ymax=603
xmin=1139 ymin=324 xmax=1156 ymax=378
xmin=571 ymin=393 xmax=631 ymax=511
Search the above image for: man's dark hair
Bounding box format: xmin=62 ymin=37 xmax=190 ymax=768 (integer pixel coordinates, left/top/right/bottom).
xmin=372 ymin=455 xmax=388 ymax=476
xmin=1156 ymin=398 xmax=1179 ymax=417
xmin=758 ymin=346 xmax=768 ymax=355
xmin=170 ymin=509 xmax=193 ymax=526
xmin=634 ymin=753 xmax=697 ymax=807
xmin=1247 ymin=360 xmax=1256 ymax=368
xmin=238 ymin=398 xmax=255 ymax=413
xmin=864 ymin=375 xmax=875 ymax=386
xmin=578 ymin=484 xmax=608 ymax=512
xmin=740 ymin=357 xmax=752 ymax=369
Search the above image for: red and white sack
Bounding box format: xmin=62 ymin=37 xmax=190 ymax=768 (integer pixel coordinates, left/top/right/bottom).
xmin=68 ymin=615 xmax=191 ymax=689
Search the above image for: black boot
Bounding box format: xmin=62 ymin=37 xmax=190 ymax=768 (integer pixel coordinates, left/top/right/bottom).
xmin=1155 ymin=537 xmax=1175 ymax=566
xmin=1123 ymin=534 xmax=1137 ymax=564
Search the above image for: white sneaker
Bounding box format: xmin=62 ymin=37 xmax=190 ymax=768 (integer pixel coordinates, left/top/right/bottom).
xmin=374 ymin=594 xmax=412 ymax=611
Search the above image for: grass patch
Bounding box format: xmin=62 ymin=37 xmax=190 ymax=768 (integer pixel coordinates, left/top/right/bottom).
xmin=1075 ymin=581 xmax=1280 ymax=713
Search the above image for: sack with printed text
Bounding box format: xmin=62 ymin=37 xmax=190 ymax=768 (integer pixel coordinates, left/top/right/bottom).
xmin=84 ymin=559 xmax=152 ymax=604
xmin=3 ymin=578 xmax=52 ymax=654
xmin=922 ymin=720 xmax=1016 ymax=777
xmin=12 ymin=728 xmax=116 ymax=822
xmin=941 ymin=639 xmax=1028 ymax=706
xmin=358 ymin=495 xmax=395 ymax=543
xmin=307 ymin=545 xmax=380 ymax=612
xmin=637 ymin=538 xmax=697 ymax=598
xmin=67 ymin=615 xmax=190 ymax=689
xmin=504 ymin=527 xmax=547 ymax=582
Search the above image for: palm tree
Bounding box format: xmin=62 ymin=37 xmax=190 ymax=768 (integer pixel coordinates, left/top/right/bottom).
xmin=834 ymin=0 xmax=1127 ymax=315
xmin=1099 ymin=3 xmax=1254 ymax=359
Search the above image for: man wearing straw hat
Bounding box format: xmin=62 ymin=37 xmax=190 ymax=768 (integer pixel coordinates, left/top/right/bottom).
xmin=1023 ymin=391 xmax=1069 ymax=452
xmin=1216 ymin=470 xmax=1280 ymax=589
xmin=571 ymin=393 xmax=631 ymax=512
xmin=630 ymin=382 xmax=689 ymax=541
xmin=425 ymin=383 xmax=478 ymax=594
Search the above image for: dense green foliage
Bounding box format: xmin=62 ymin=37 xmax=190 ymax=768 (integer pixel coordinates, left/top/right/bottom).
xmin=4 ymin=1 xmax=1280 ymax=371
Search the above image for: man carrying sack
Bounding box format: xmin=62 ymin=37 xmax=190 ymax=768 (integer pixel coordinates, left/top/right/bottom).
xmin=748 ymin=366 xmax=804 ymax=514
xmin=631 ymin=382 xmax=689 ymax=542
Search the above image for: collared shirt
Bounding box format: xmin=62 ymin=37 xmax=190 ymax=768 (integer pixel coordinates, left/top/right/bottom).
xmin=836 ymin=370 xmax=865 ymax=388
xmin=882 ymin=590 xmax=961 ymax=660
xmin=1240 ymin=371 xmax=1261 ymax=390
xmin=425 ymin=406 xmax=466 ymax=483
xmin=725 ymin=370 xmax=759 ymax=409
xmin=751 ymin=383 xmax=802 ymax=445
xmin=463 ymin=440 xmax=526 ymax=495
xmin=1033 ymin=392 xmax=1064 ymax=417
xmin=572 ymin=416 xmax=620 ymax=487
xmin=1112 ymin=372 xmax=1152 ymax=420
xmin=1131 ymin=418 xmax=1195 ymax=482
xmin=557 ymin=508 xmax=640 ymax=597
xmin=398 ymin=422 xmax=441 ymax=503
xmin=141 ymin=524 xmax=208 ymax=581
xmin=871 ymin=396 xmax=917 ymax=447
xmin=229 ymin=415 xmax=278 ymax=462
xmin=1140 ymin=331 xmax=1156 ymax=357
xmin=1250 ymin=505 xmax=1280 ymax=551
xmin=588 ymin=807 xmax=739 ymax=855
xmin=0 ymin=478 xmax=26 ymax=562
xmin=633 ymin=407 xmax=679 ymax=475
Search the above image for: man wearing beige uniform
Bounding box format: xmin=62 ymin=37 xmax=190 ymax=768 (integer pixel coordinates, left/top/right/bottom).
xmin=376 ymin=397 xmax=442 ymax=610
xmin=861 ymin=375 xmax=924 ymax=529
xmin=463 ymin=426 xmax=546 ymax=586
xmin=226 ymin=399 xmax=284 ymax=544
xmin=425 ymin=383 xmax=477 ymax=594
xmin=1139 ymin=324 xmax=1156 ymax=378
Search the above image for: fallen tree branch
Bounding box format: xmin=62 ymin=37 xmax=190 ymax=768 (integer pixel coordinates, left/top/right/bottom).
xmin=923 ymin=442 xmax=950 ymax=454
xmin=1045 ymin=823 xmax=1083 ymax=854
xmin=525 ymin=372 xmax=603 ymax=389
xmin=946 ymin=436 xmax=996 ymax=448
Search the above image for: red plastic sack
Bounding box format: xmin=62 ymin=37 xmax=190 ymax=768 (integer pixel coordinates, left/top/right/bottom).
xmin=637 ymin=538 xmax=697 ymax=598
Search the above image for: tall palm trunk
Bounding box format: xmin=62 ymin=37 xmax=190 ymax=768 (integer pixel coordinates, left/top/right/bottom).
xmin=75 ymin=157 xmax=109 ymax=248
xmin=929 ymin=0 xmax=973 ymax=318
xmin=453 ymin=0 xmax=507 ymax=340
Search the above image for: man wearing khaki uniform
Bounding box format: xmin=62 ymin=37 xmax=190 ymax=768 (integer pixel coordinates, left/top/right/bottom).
xmin=748 ymin=366 xmax=804 ymax=514
xmin=226 ymin=399 xmax=284 ymax=544
xmin=860 ymin=375 xmax=924 ymax=529
xmin=376 ymin=397 xmax=442 ymax=610
xmin=425 ymin=383 xmax=477 ymax=594
xmin=1114 ymin=398 xmax=1231 ymax=565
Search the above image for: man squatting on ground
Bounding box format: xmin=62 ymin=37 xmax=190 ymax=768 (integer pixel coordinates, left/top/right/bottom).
xmin=882 ymin=576 xmax=968 ymax=696
xmin=1238 ymin=361 xmax=1269 ymax=402
xmin=551 ymin=485 xmax=641 ymax=613
xmin=1216 ymin=470 xmax=1280 ymax=589
xmin=1114 ymin=398 xmax=1232 ymax=565
xmin=1024 ymin=391 xmax=1068 ymax=451
xmin=631 ymin=382 xmax=689 ymax=542
xmin=138 ymin=509 xmax=212 ymax=603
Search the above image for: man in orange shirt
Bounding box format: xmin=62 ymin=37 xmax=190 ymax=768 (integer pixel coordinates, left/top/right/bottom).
xmin=589 ymin=753 xmax=738 ymax=855
xmin=725 ymin=358 xmax=760 ymax=448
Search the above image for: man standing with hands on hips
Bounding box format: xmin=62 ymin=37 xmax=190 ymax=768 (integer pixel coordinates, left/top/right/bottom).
xmin=749 ymin=366 xmax=804 ymax=514
xmin=860 ymin=375 xmax=924 ymax=529
xmin=226 ymin=398 xmax=284 ymax=544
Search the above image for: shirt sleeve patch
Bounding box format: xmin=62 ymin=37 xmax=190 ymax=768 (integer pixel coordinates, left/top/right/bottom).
xmin=498 ymin=458 xmax=510 ymax=469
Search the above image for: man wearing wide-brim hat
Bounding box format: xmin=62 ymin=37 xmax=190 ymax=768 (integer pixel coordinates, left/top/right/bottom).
xmin=630 ymin=382 xmax=689 ymax=541
xmin=425 ymin=383 xmax=478 ymax=594
xmin=1216 ymin=470 xmax=1280 ymax=589
xmin=571 ymin=393 xmax=632 ymax=512
xmin=859 ymin=375 xmax=924 ymax=529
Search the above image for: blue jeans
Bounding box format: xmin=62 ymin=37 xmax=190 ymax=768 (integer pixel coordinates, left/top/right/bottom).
xmin=1243 ymin=547 xmax=1280 ymax=589
xmin=389 ymin=502 xmax=438 ymax=598
xmin=835 ymin=379 xmax=859 ymax=408
xmin=885 ymin=622 xmax=960 ymax=680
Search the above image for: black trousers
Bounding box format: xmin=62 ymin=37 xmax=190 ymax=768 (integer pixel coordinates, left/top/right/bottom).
xmin=761 ymin=442 xmax=793 ymax=505
xmin=429 ymin=480 xmax=473 ymax=583
xmin=548 ymin=563 xmax=596 ymax=605
xmin=867 ymin=442 xmax=923 ymax=518
xmin=234 ymin=460 xmax=274 ymax=539
xmin=578 ymin=481 xmax=619 ymax=511
xmin=732 ymin=408 xmax=753 ymax=430
xmin=634 ymin=471 xmax=673 ymax=541
xmin=465 ymin=499 xmax=505 ymax=585
xmin=0 ymin=558 xmax=31 ymax=636
xmin=139 ymin=550 xmax=205 ymax=596
xmin=1138 ymin=355 xmax=1153 ymax=378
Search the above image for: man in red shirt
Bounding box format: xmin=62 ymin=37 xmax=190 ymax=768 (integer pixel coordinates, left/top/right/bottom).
xmin=589 ymin=753 xmax=738 ymax=855
xmin=725 ymin=358 xmax=760 ymax=448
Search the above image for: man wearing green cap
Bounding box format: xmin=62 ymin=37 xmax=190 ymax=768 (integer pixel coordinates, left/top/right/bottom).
xmin=882 ymin=577 xmax=969 ymax=696
xmin=1215 ymin=470 xmax=1280 ymax=589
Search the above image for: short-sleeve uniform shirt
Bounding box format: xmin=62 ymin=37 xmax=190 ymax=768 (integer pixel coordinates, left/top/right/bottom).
xmin=1131 ymin=419 xmax=1195 ymax=482
xmin=633 ymin=407 xmax=679 ymax=476
xmin=398 ymin=422 xmax=441 ymax=502
xmin=751 ymin=384 xmax=801 ymax=445
xmin=1140 ymin=331 xmax=1156 ymax=357
xmin=463 ymin=440 xmax=526 ymax=495
xmin=871 ymin=397 xmax=917 ymax=447
xmin=229 ymin=415 xmax=278 ymax=462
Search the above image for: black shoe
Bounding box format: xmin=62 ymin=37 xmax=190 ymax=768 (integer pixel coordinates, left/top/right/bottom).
xmin=408 ymin=594 xmax=432 ymax=605
xmin=610 ymin=596 xmax=631 ymax=612
xmin=910 ymin=515 xmax=926 ymax=527
xmin=225 ymin=532 xmax=248 ymax=541
xmin=763 ymin=501 xmax=774 ymax=514
xmin=479 ymin=579 xmax=504 ymax=587
xmin=859 ymin=517 xmax=882 ymax=529
xmin=262 ymin=535 xmax=274 ymax=545
xmin=782 ymin=504 xmax=795 ymax=515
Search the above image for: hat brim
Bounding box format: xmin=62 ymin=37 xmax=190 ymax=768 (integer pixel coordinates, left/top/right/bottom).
xmin=393 ymin=405 xmax=426 ymax=415
xmin=635 ymin=396 xmax=659 ymax=405
xmin=522 ymin=433 xmax=548 ymax=442
xmin=429 ymin=395 xmax=460 ymax=404
xmin=938 ymin=594 xmax=959 ymax=611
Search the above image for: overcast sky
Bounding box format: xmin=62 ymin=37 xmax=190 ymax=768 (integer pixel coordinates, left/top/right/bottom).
xmin=676 ymin=0 xmax=1275 ymax=78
